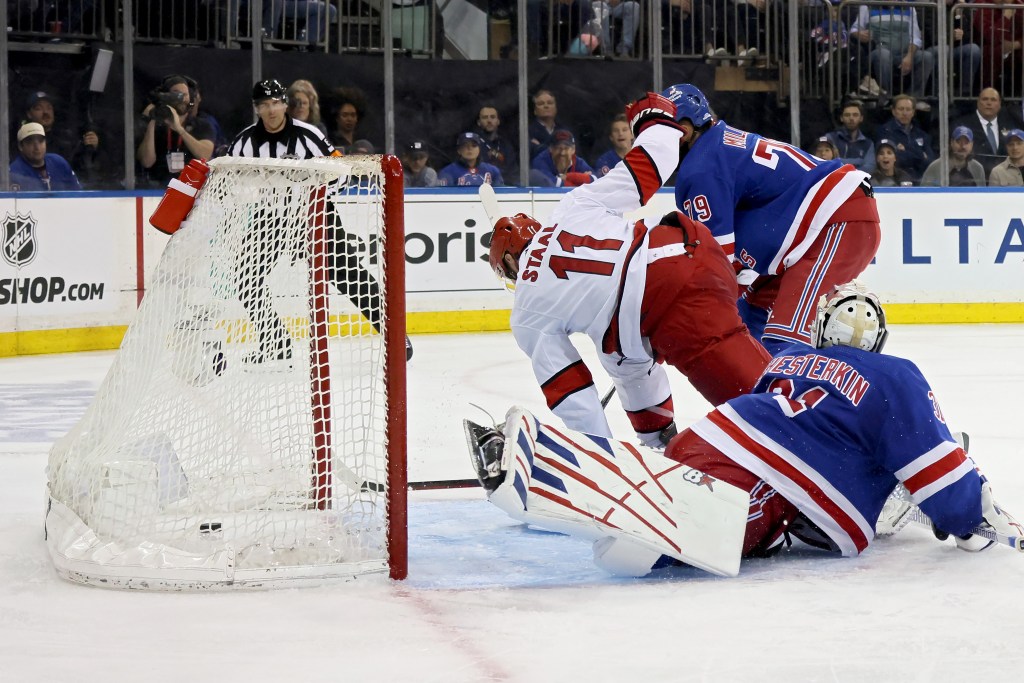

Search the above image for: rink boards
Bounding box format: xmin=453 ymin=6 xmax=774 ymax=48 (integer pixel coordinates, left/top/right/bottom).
xmin=1 ymin=187 xmax=1023 ymax=356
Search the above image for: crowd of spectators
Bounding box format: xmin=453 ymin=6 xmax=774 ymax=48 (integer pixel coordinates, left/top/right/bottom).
xmin=6 ymin=2 xmax=1024 ymax=190
xmin=8 ymin=77 xmax=1024 ymax=191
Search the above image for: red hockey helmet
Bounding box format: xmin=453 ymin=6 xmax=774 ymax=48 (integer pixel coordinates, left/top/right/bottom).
xmin=488 ymin=213 xmax=541 ymax=286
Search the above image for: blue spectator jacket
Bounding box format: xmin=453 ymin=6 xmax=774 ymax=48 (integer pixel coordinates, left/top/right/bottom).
xmin=875 ymin=118 xmax=935 ymax=180
xmin=437 ymin=159 xmax=504 ymax=187
xmin=9 ymin=154 xmax=82 ymax=191
xmin=827 ymin=128 xmax=877 ymax=174
xmin=593 ymin=149 xmax=625 ymax=177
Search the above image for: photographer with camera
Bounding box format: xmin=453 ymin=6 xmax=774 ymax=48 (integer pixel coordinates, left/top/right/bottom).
xmin=136 ymin=75 xmax=215 ymax=188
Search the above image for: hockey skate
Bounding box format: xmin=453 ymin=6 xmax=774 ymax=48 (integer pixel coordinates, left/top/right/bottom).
xmin=242 ymin=338 xmax=293 ymax=370
xmin=463 ymin=419 xmax=506 ymax=492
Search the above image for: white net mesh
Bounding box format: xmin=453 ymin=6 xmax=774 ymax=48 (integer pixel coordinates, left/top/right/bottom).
xmin=45 ymin=156 xmax=405 ymax=589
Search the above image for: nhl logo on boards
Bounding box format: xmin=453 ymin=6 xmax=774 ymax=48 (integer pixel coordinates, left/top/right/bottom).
xmin=2 ymin=212 xmax=37 ymax=267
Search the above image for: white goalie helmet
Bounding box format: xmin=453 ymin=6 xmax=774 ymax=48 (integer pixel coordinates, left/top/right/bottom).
xmin=810 ymin=280 xmax=889 ymax=353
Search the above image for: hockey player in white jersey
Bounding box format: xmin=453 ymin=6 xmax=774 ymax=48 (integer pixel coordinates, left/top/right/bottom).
xmin=489 ymin=92 xmax=771 ymax=449
xmin=465 ymin=281 xmax=1022 ymax=577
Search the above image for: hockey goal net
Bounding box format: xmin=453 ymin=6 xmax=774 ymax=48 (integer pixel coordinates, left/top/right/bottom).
xmin=45 ymin=155 xmax=407 ymax=589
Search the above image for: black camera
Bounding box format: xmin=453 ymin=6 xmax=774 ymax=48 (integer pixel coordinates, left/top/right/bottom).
xmin=148 ymin=89 xmax=186 ymax=124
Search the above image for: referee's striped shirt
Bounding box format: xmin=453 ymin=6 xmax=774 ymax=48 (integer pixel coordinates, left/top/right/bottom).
xmin=228 ymin=116 xmax=336 ymax=159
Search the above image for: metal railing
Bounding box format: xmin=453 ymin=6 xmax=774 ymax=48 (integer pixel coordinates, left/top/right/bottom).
xmin=5 ymin=1 xmax=1023 ymax=190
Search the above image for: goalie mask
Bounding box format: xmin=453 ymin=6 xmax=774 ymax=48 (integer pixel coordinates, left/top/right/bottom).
xmin=489 ymin=213 xmax=541 ymax=291
xmin=810 ymin=281 xmax=889 ymax=353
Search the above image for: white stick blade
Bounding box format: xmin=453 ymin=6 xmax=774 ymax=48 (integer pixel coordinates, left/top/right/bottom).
xmin=479 ymin=183 xmax=502 ymax=229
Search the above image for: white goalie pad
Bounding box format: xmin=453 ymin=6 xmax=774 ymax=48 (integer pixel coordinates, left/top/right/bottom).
xmin=488 ymin=407 xmax=750 ymax=577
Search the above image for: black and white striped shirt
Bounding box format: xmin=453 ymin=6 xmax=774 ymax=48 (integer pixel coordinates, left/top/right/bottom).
xmin=228 ymin=116 xmax=335 ymax=159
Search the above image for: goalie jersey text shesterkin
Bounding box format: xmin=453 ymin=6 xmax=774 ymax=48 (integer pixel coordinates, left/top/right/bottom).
xmin=689 ymin=343 xmax=984 ymax=556
xmin=510 ymin=124 xmax=685 ymax=438
xmin=673 ymin=121 xmax=869 ymax=275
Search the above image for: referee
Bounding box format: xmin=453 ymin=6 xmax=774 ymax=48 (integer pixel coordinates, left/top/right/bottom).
xmin=230 ymin=79 xmax=411 ymax=363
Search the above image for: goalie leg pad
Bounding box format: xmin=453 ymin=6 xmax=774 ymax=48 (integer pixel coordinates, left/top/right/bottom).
xmin=485 ymin=407 xmax=750 ymax=577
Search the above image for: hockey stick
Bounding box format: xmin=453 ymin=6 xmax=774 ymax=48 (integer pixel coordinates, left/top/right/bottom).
xmin=335 ymin=464 xmax=477 ymax=493
xmin=601 ymin=385 xmax=616 ymax=408
xmin=903 ymin=505 xmax=1024 ymax=552
xmin=892 ymin=499 xmax=1024 ymax=552
xmin=479 ymin=182 xmax=502 ymax=228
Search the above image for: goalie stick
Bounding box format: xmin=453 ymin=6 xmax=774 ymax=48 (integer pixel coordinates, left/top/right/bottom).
xmin=902 ymin=505 xmax=1024 ymax=552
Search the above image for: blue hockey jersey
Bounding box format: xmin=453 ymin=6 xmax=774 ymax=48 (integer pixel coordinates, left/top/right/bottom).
xmin=690 ymin=343 xmax=983 ymax=556
xmin=674 ymin=121 xmax=868 ymax=275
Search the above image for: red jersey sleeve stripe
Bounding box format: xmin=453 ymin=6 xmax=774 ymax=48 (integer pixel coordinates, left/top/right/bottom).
xmin=623 ymin=145 xmax=663 ymax=205
xmin=541 ymin=360 xmax=595 ymax=410
xmin=626 ymin=396 xmax=675 ymax=433
xmin=902 ymin=447 xmax=968 ymax=497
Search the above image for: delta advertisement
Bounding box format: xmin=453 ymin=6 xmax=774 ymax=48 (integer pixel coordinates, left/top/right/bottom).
xmin=1 ymin=188 xmax=1022 ymax=345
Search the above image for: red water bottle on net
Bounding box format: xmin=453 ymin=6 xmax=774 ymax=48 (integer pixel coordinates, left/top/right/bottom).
xmin=149 ymin=158 xmax=211 ymax=235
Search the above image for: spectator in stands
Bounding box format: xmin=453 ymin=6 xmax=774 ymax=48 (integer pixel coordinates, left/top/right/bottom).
xmin=593 ymin=113 xmax=633 ymax=177
xmin=870 ymin=138 xmax=915 ymax=186
xmin=501 ymin=0 xmax=594 ymax=57
xmin=71 ymin=121 xmax=117 ymax=189
xmin=952 ymin=87 xmax=1024 ymax=175
xmin=988 ymin=128 xmax=1024 ymax=185
xmin=533 ymin=0 xmax=595 ymax=55
xmin=732 ymin=0 xmax=770 ymax=66
xmin=875 ymin=93 xmax=935 ymax=183
xmin=850 ymin=3 xmax=934 ymax=105
xmin=61 ymin=1 xmax=98 ymax=35
xmin=21 ymin=91 xmax=76 ymax=161
xmin=529 ymin=129 xmax=594 ymax=187
xmin=259 ymin=1 xmax=337 ymax=48
xmin=438 ymin=132 xmax=504 ymax=187
xmin=528 ymin=90 xmax=567 ymax=160
xmin=402 ymin=140 xmax=438 ymax=188
xmin=350 ymin=139 xmax=375 ymax=155
xmin=474 ymin=105 xmax=519 ymax=184
xmin=287 ymin=79 xmax=329 ymax=137
xmin=918 ymin=0 xmax=981 ymax=99
xmin=811 ymin=135 xmax=839 ymax=161
xmin=192 ymin=84 xmax=228 ymax=158
xmin=921 ymin=126 xmax=987 ymax=186
xmin=592 ymin=0 xmax=641 ymax=57
xmin=9 ymin=122 xmax=82 ymax=192
xmin=695 ymin=1 xmax=730 ymax=62
xmin=136 ymin=75 xmax=215 ymax=188
xmin=973 ymin=0 xmax=1024 ymax=96
xmin=329 ymin=87 xmax=369 ymax=153
xmin=660 ymin=0 xmax=701 ymax=55
xmin=826 ymin=99 xmax=876 ymax=173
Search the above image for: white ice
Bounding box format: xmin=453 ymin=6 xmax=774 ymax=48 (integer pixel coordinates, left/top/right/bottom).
xmin=1 ymin=326 xmax=1023 ymax=682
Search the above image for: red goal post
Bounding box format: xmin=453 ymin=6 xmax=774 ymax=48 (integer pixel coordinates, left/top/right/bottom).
xmin=45 ymin=154 xmax=407 ymax=589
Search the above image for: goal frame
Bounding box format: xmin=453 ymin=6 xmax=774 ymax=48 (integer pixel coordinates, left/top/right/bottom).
xmin=44 ymin=154 xmax=409 ymax=587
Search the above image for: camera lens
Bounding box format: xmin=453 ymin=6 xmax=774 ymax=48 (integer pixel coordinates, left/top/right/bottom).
xmin=153 ymin=105 xmax=173 ymax=123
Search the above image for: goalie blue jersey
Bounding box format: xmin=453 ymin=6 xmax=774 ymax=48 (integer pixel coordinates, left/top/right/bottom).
xmin=673 ymin=121 xmax=868 ymax=275
xmin=690 ymin=343 xmax=983 ymax=556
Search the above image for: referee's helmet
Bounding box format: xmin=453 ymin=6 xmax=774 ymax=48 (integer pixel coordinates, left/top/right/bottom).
xmin=252 ymin=79 xmax=288 ymax=104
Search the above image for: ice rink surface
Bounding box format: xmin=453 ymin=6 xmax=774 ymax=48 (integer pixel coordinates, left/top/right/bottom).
xmin=2 ymin=326 xmax=1023 ymax=682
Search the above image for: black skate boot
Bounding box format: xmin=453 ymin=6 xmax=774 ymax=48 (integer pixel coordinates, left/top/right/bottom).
xmin=463 ymin=419 xmax=506 ymax=492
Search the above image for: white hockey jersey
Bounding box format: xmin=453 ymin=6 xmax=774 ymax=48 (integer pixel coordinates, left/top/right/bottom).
xmin=510 ymin=124 xmax=684 ymax=438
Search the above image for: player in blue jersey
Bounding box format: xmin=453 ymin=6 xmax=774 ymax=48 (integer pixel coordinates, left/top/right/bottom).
xmin=466 ymin=281 xmax=1021 ymax=576
xmin=663 ymin=84 xmax=882 ymax=355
